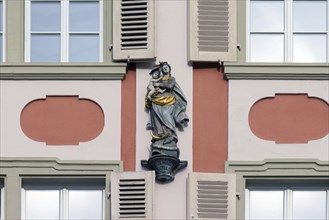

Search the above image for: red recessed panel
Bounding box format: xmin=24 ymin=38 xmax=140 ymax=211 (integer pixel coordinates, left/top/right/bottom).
xmin=21 ymin=96 xmax=104 ymax=145
xmin=249 ymin=94 xmax=329 ymax=144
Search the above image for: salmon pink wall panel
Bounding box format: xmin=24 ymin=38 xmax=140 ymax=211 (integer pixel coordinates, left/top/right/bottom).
xmin=121 ymin=66 xmax=136 ymax=171
xmin=20 ymin=96 xmax=104 ymax=145
xmin=249 ymin=94 xmax=329 ymax=144
xmin=193 ymin=64 xmax=228 ymax=173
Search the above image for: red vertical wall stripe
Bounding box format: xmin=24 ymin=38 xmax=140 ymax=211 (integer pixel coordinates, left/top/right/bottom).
xmin=121 ymin=65 xmax=137 ymax=171
xmin=193 ymin=64 xmax=228 ymax=173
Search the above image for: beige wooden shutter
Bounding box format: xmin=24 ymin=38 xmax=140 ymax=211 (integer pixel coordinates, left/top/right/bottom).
xmin=113 ymin=0 xmax=156 ymax=61
xmin=187 ymin=172 xmax=236 ymax=220
xmin=110 ymin=171 xmax=154 ymax=220
xmin=188 ymin=0 xmax=237 ymax=62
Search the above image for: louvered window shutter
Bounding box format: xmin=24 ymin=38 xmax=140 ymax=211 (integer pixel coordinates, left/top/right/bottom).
xmin=188 ymin=0 xmax=237 ymax=62
xmin=113 ymin=0 xmax=156 ymax=61
xmin=110 ymin=171 xmax=154 ymax=220
xmin=187 ymin=172 xmax=236 ymax=220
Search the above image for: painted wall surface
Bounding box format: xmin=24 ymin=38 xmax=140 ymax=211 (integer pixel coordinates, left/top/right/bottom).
xmin=0 ymin=80 xmax=122 ymax=161
xmin=136 ymin=1 xmax=193 ymax=219
xmin=193 ymin=65 xmax=228 ymax=173
xmin=228 ymin=80 xmax=329 ymax=161
xmin=121 ymin=67 xmax=137 ymax=171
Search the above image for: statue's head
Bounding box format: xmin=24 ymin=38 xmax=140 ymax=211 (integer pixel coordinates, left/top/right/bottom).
xmin=159 ymin=62 xmax=171 ymax=76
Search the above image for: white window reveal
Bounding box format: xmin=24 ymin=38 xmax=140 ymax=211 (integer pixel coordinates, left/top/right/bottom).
xmin=25 ymin=0 xmax=103 ymax=62
xmin=22 ymin=185 xmax=105 ymax=220
xmin=0 ymin=180 xmax=4 ymax=220
xmin=248 ymin=0 xmax=329 ymax=63
xmin=0 ymin=0 xmax=4 ymax=62
xmin=246 ymin=187 xmax=329 ymax=220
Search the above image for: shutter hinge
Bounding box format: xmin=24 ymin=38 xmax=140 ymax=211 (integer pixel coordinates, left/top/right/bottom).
xmin=237 ymin=44 xmax=241 ymax=51
xmin=218 ymin=60 xmax=224 ymax=72
xmin=218 ymin=60 xmax=224 ymax=68
xmin=236 ymin=192 xmax=241 ymax=200
xmin=108 ymin=44 xmax=113 ymax=51
xmin=107 ymin=192 xmax=111 ymax=199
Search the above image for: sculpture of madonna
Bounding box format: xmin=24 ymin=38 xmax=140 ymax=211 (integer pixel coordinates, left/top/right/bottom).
xmin=142 ymin=62 xmax=189 ymax=182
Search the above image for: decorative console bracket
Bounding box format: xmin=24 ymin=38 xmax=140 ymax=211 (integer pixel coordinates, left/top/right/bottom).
xmin=141 ymin=155 xmax=187 ymax=183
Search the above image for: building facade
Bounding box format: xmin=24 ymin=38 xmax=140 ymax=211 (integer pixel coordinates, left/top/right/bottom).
xmin=0 ymin=0 xmax=328 ymax=219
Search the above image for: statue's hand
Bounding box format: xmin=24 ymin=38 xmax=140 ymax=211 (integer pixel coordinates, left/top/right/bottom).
xmin=146 ymin=122 xmax=153 ymax=130
xmin=181 ymin=119 xmax=189 ymax=127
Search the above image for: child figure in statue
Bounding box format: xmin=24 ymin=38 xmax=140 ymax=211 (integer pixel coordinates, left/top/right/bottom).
xmin=146 ymin=69 xmax=166 ymax=101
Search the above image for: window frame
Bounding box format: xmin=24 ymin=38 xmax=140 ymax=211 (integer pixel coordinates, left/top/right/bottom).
xmin=245 ymin=184 xmax=329 ymax=219
xmin=246 ymin=0 xmax=329 ymax=63
xmin=226 ymin=160 xmax=329 ymax=219
xmin=21 ymin=180 xmax=106 ymax=220
xmin=0 ymin=158 xmax=122 ymax=220
xmin=0 ymin=0 xmax=126 ymax=80
xmin=25 ymin=0 xmax=104 ymax=63
xmin=224 ymin=0 xmax=329 ymax=80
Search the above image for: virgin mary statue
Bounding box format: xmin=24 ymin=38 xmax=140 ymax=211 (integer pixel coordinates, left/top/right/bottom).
xmin=145 ymin=62 xmax=189 ymax=160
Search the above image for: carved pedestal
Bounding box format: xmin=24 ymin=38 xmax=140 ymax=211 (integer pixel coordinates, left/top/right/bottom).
xmin=141 ymin=155 xmax=187 ymax=183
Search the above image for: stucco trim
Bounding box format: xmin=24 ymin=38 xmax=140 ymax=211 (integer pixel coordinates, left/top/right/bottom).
xmin=0 ymin=63 xmax=127 ymax=80
xmin=0 ymin=157 xmax=122 ymax=220
xmin=0 ymin=157 xmax=123 ymax=172
xmin=224 ymin=63 xmax=329 ymax=80
xmin=225 ymin=159 xmax=329 ymax=220
xmin=226 ymin=159 xmax=329 ymax=174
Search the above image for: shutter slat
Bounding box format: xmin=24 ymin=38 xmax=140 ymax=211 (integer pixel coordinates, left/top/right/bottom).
xmin=121 ymin=21 xmax=147 ymax=25
xmin=120 ymin=209 xmax=146 ymax=213
xmin=122 ymin=25 xmax=148 ymax=30
xmin=121 ymin=42 xmax=148 ymax=46
xmin=187 ymin=173 xmax=236 ymax=220
xmin=120 ymin=201 xmax=146 ymax=204
xmin=119 ymin=215 xmax=146 ymax=218
xmin=113 ymin=0 xmax=155 ymax=60
xmin=120 ymin=0 xmax=148 ymax=54
xmin=121 ymin=15 xmax=148 ymax=20
xmin=111 ymin=172 xmax=154 ymax=219
xmin=119 ymin=185 xmax=146 ymax=188
xmin=121 ymin=11 xmax=147 ymax=16
xmin=197 ymin=0 xmax=229 ymax=53
xmin=122 ymin=0 xmax=147 ymax=5
xmin=199 ymin=47 xmax=229 ymax=52
xmin=121 ymin=46 xmax=148 ymax=50
xmin=189 ymin=0 xmax=237 ymax=61
xmin=122 ymin=5 xmax=146 ymax=10
xmin=198 ymin=203 xmax=228 ymax=209
xmin=121 ymin=31 xmax=147 ymax=36
xmin=198 ymin=208 xmax=228 ymax=213
xmin=198 ymin=213 xmax=228 ymax=219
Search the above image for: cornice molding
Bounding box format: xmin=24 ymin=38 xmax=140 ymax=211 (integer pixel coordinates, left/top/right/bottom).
xmin=226 ymin=159 xmax=329 ymax=176
xmin=0 ymin=63 xmax=127 ymax=80
xmin=224 ymin=63 xmax=329 ymax=80
xmin=0 ymin=157 xmax=123 ymax=174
